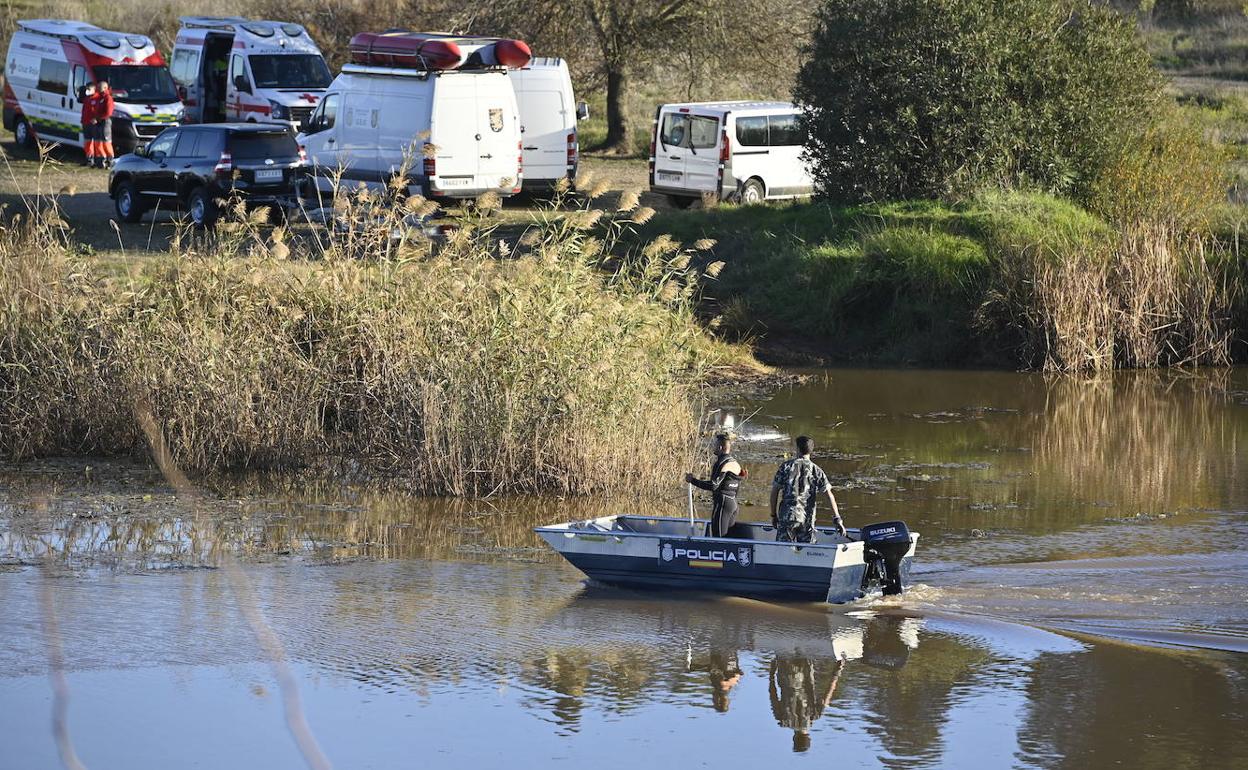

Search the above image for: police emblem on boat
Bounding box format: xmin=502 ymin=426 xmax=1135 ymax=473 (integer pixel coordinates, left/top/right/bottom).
xmin=658 ymin=540 xmax=754 ymax=570
xmin=488 ymin=108 xmax=504 ymax=132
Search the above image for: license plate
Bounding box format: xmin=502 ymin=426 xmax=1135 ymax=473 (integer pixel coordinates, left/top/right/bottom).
xmin=657 ymin=171 xmax=681 ymax=183
xmin=438 ymin=177 xmax=471 ymax=188
xmin=254 ymin=169 xmax=283 ymax=182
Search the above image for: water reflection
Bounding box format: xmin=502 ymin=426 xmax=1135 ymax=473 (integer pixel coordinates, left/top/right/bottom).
xmin=1 ymin=556 xmax=1244 ymax=769
xmin=2 ymin=368 xmax=1247 ymax=768
xmin=768 ymin=656 xmax=844 ymax=751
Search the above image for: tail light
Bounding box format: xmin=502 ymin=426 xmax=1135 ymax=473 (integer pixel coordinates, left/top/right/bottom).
xmin=566 ymin=132 xmax=577 ymax=169
xmin=423 ymin=156 xmax=436 ymax=177
xmin=298 ymin=145 xmax=308 ymax=164
xmin=214 ymin=151 xmax=233 ymax=177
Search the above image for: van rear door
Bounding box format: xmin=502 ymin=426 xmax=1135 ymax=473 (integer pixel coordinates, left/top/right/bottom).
xmin=170 ymin=47 xmax=202 ymax=122
xmin=684 ymin=113 xmax=722 ymax=196
xmin=652 ymin=108 xmax=688 ymax=191
xmin=431 ymin=72 xmax=520 ymax=195
xmin=474 ymin=73 xmax=521 ymax=191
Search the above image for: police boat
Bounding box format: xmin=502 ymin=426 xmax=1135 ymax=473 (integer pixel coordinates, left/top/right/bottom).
xmin=534 ymin=516 xmax=918 ymax=604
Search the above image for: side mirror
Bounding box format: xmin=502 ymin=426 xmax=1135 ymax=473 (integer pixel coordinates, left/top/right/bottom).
xmin=150 ymin=150 xmax=166 ymax=163
xmin=576 ymin=101 xmax=589 ymax=121
xmin=233 ymin=75 xmax=251 ymax=94
xmin=177 ymin=85 xmax=188 ymax=102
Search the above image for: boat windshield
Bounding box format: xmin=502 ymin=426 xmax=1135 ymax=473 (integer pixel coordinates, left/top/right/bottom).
xmin=248 ymin=54 xmax=331 ymax=89
xmin=93 ymin=66 xmax=178 ymax=104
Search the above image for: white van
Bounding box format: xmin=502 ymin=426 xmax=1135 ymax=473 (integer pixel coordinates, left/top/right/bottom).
xmin=298 ymin=64 xmax=522 ymax=200
xmin=649 ymin=101 xmax=814 ymax=207
xmin=170 ymin=17 xmax=330 ymax=131
xmin=3 ymin=20 xmax=183 ymax=153
xmin=507 ymin=58 xmax=588 ymax=190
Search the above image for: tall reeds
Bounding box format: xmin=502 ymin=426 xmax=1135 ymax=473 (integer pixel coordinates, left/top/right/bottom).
xmin=980 ymin=207 xmax=1239 ymax=371
xmin=0 ymin=181 xmax=739 ymax=497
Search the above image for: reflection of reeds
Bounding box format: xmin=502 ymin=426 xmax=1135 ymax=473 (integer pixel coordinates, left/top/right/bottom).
xmin=1034 ymin=370 xmax=1242 ymax=512
xmin=0 ymin=464 xmax=689 ymax=571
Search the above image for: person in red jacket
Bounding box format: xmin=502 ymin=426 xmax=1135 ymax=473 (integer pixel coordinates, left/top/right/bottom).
xmin=80 ymin=81 xmax=98 ymax=167
xmin=96 ymin=81 xmax=115 ymax=168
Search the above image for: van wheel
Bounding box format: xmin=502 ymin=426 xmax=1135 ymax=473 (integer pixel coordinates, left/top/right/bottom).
xmin=114 ymin=181 xmax=145 ymax=223
xmin=741 ymin=178 xmax=765 ymax=205
xmin=187 ymin=187 xmax=218 ymax=228
xmin=667 ymin=194 xmax=695 ymax=209
xmin=14 ymin=117 xmax=34 ymax=149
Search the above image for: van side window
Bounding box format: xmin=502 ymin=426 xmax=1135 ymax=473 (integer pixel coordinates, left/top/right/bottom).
xmin=689 ymin=116 xmax=719 ymax=149
xmin=37 ymin=59 xmax=70 ymax=95
xmin=321 ymin=93 xmax=340 ymax=129
xmin=735 ymin=116 xmax=768 ymax=147
xmin=171 ymin=49 xmax=200 ymax=86
xmin=660 ymin=113 xmax=689 ymax=147
xmin=768 ymin=114 xmax=804 ymax=147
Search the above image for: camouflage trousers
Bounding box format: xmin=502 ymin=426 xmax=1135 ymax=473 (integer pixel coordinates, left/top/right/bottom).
xmin=776 ymin=510 xmax=816 ymax=543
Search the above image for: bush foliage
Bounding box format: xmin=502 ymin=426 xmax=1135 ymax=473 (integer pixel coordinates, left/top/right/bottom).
xmin=796 ymin=0 xmax=1165 ymax=203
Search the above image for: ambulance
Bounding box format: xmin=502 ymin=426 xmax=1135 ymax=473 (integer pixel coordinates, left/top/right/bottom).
xmin=170 ymin=17 xmax=330 ymax=131
xmin=3 ymin=20 xmax=183 ymax=153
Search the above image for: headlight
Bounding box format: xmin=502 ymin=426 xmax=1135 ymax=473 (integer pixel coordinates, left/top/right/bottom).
xmin=269 ymin=100 xmax=290 ymax=120
xmin=172 ymin=106 xmax=185 ymax=122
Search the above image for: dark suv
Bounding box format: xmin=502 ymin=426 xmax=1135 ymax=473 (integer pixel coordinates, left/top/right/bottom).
xmin=109 ymin=123 xmax=306 ymax=227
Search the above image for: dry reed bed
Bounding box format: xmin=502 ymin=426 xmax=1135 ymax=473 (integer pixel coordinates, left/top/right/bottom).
xmin=981 ymin=215 xmax=1241 ymax=371
xmin=0 ymin=187 xmax=736 ymax=497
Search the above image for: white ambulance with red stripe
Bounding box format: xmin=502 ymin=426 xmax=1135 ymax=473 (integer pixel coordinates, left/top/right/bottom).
xmin=4 ymin=20 xmax=183 ymax=153
xmin=170 ymin=17 xmax=330 ymax=132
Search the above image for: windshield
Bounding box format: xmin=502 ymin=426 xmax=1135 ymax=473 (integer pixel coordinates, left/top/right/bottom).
xmin=248 ymin=54 xmax=331 ymax=89
xmin=93 ymin=66 xmax=179 ymax=103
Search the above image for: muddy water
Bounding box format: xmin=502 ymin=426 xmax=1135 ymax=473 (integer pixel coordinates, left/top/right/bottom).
xmin=2 ymin=368 xmax=1247 ymax=769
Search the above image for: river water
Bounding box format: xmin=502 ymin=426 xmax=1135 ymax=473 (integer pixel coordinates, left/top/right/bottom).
xmin=1 ymin=368 xmax=1246 ymax=769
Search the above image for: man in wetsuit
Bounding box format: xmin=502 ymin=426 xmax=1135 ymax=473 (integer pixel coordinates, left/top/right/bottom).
xmin=685 ymin=431 xmax=743 ymax=538
xmin=770 ymin=435 xmax=847 ymax=543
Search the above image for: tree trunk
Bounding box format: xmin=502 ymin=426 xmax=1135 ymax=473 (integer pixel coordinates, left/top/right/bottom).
xmin=601 ymin=67 xmax=632 ymax=155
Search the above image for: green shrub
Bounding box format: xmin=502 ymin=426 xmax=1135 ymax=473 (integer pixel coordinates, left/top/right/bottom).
xmin=796 ymin=0 xmax=1164 ymax=204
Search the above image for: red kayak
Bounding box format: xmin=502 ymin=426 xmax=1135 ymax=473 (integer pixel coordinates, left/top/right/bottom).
xmin=348 ymin=31 xmax=531 ymax=71
xmin=348 ymin=32 xmax=465 ymax=70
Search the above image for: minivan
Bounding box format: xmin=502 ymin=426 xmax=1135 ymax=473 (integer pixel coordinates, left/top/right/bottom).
xmin=649 ymin=101 xmax=814 ymax=207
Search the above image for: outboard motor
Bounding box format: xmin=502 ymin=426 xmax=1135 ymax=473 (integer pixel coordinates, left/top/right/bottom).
xmin=861 ymin=520 xmax=912 ymax=596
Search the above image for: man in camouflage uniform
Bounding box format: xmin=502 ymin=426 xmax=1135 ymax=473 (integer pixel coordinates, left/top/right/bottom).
xmin=770 ymin=436 xmax=847 ymax=543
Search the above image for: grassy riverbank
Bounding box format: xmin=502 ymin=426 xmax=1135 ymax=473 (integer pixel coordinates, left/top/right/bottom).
xmin=0 ymin=192 xmax=755 ymax=496
xmin=653 ymin=191 xmax=1245 ymax=370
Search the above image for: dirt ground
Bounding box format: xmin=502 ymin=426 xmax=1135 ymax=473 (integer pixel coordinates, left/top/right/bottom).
xmin=0 ymin=139 xmax=664 ymax=257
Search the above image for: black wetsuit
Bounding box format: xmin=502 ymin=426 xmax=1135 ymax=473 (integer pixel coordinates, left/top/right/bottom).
xmin=691 ymin=453 xmax=742 ymax=537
